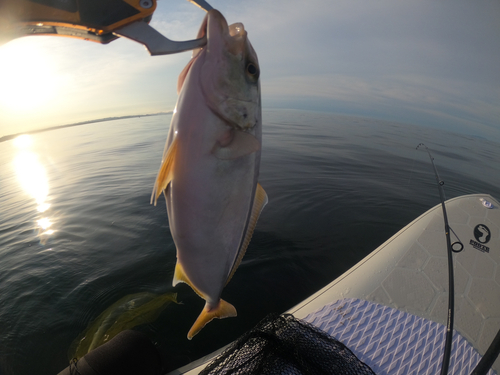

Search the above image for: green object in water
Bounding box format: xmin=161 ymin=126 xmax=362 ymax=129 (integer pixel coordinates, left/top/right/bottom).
xmin=68 ymin=292 xmax=178 ymax=360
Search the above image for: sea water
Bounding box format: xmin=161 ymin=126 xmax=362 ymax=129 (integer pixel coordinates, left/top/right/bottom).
xmin=0 ymin=109 xmax=499 ymax=374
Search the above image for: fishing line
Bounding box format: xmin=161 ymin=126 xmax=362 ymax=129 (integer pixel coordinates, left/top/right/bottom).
xmin=416 ymin=143 xmax=457 ymax=375
xmin=405 ymin=146 xmax=419 ymax=187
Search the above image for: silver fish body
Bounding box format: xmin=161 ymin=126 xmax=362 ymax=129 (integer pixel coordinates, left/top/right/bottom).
xmin=152 ymin=9 xmax=267 ymax=339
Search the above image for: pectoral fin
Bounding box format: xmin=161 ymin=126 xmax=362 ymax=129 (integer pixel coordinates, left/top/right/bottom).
xmin=213 ymin=130 xmax=260 ymax=160
xmin=151 ymin=137 xmax=179 ymax=206
xmin=226 ymin=183 xmax=268 ymax=284
xmin=187 ymin=299 xmax=237 ymax=340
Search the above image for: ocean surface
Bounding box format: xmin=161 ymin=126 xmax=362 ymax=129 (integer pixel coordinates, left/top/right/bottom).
xmin=0 ymin=109 xmax=499 ymax=374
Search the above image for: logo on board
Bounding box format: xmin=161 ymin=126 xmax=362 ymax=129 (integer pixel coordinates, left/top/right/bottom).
xmin=470 ymin=224 xmax=491 ymax=253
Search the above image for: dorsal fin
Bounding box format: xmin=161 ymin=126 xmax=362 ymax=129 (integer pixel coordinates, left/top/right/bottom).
xmin=150 ymin=137 xmax=179 ymax=206
xmin=226 ymin=183 xmax=268 ymax=285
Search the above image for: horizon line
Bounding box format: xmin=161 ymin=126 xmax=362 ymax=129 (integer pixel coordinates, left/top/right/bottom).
xmin=0 ymin=111 xmax=173 ymax=143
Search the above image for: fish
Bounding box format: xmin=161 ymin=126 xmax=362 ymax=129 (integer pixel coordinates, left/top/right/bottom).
xmin=151 ymin=9 xmax=267 ymax=339
xmin=68 ymin=292 xmax=178 ymax=360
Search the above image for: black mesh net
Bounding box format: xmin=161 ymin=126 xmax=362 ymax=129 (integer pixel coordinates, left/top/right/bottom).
xmin=199 ymin=313 xmax=376 ymax=375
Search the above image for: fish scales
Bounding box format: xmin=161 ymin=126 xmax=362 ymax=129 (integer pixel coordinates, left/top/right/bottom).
xmin=151 ymin=9 xmax=267 ymax=339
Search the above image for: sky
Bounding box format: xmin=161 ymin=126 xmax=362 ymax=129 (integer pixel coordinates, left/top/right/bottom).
xmin=0 ymin=0 xmax=499 ymax=139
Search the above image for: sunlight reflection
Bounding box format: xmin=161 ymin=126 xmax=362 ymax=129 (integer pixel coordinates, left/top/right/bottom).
xmin=13 ymin=151 xmax=49 ymax=207
xmin=13 ymin=134 xmax=33 ymax=149
xmin=37 ymin=217 xmax=52 ymax=230
xmin=37 ymin=203 xmax=51 ymax=213
xmin=13 ymin=135 xmax=55 ymax=241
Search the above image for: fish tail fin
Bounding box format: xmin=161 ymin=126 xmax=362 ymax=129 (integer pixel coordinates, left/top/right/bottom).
xmin=151 ymin=137 xmax=179 ymax=206
xmin=187 ymin=299 xmax=237 ymax=340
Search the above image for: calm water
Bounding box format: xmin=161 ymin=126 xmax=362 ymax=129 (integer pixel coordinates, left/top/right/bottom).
xmin=0 ymin=109 xmax=499 ymax=374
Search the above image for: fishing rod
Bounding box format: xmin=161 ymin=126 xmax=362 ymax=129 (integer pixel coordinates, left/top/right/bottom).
xmin=417 ymin=144 xmax=500 ymax=375
xmin=417 ymin=143 xmax=456 ymax=375
xmin=471 ymin=328 xmax=500 ymax=375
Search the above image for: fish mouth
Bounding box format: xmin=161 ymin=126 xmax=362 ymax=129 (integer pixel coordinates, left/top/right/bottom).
xmin=194 ymin=10 xmax=246 ymax=57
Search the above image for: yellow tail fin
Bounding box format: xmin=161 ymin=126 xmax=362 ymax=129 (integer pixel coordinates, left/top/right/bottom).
xmin=187 ymin=299 xmax=237 ymax=340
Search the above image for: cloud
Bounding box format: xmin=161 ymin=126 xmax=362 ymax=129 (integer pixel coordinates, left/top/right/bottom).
xmin=240 ymin=0 xmax=500 ymax=135
xmin=1 ymin=0 xmax=498 ymax=138
xmin=263 ymin=72 xmax=499 ymax=136
xmin=151 ymin=1 xmax=207 ymax=41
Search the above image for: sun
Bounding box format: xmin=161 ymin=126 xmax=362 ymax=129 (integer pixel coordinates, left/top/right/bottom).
xmin=0 ymin=38 xmax=61 ymax=111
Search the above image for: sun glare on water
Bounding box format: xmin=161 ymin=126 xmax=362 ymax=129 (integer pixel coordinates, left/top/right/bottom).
xmin=12 ymin=134 xmax=56 ymax=240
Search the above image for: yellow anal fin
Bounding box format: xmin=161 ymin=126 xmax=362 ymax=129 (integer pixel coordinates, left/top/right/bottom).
xmin=173 ymin=261 xmax=207 ymax=300
xmin=187 ymin=299 xmax=237 ymax=340
xmin=150 ymin=137 xmax=179 ymax=206
xmin=226 ymin=183 xmax=268 ymax=285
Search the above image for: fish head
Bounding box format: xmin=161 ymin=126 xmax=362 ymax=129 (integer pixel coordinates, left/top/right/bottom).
xmin=198 ymin=10 xmax=261 ymax=131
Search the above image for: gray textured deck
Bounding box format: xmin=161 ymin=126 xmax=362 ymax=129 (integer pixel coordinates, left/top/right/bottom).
xmin=304 ymin=298 xmax=495 ymax=375
xmin=291 ymin=194 xmax=500 ymax=373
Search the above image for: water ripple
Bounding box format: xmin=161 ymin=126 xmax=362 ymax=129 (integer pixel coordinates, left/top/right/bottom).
xmin=0 ymin=111 xmax=499 ymax=374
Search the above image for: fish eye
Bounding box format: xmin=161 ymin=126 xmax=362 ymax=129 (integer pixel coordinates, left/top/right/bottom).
xmin=246 ymin=63 xmax=259 ymax=79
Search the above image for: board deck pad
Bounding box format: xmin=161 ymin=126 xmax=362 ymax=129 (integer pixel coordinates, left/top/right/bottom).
xmin=304 ymin=298 xmax=496 ymax=375
xmin=291 ymin=194 xmax=500 ymax=373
